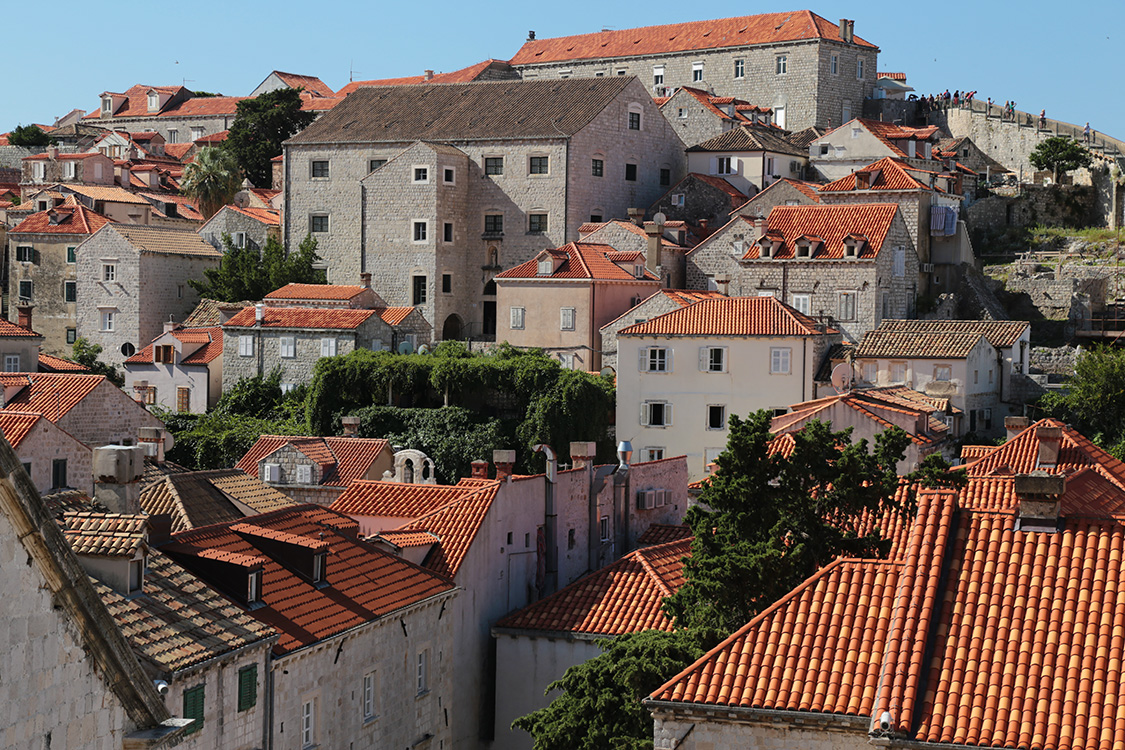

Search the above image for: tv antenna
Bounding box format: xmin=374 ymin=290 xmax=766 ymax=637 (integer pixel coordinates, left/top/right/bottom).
xmin=349 ymin=61 xmax=362 ymax=83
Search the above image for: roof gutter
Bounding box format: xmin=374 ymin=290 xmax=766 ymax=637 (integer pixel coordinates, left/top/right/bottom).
xmin=643 ymin=699 xmax=869 ymax=731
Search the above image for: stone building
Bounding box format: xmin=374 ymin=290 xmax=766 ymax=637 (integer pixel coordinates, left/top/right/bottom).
xmin=197 ymin=204 xmax=280 ymax=252
xmin=657 ymin=86 xmax=777 ymax=147
xmin=249 ymin=71 xmax=335 ymax=98
xmin=21 ymin=148 xmax=116 ymax=189
xmin=686 ymin=125 xmax=811 ymax=195
xmin=686 ymin=203 xmax=918 ymax=342
xmin=494 ymin=241 xmax=662 ymax=370
xmin=0 ymin=308 xmax=43 ymax=372
xmin=75 ymin=224 xmax=221 ymax=366
xmin=509 ymin=12 xmax=879 ymax=131
xmin=123 ymin=324 xmax=223 ymax=413
xmin=236 ymin=434 xmax=394 ymax=506
xmin=282 ymin=77 xmax=685 ymax=338
xmin=162 ymin=505 xmax=458 ymax=750
xmin=599 ymin=289 xmax=725 ymax=371
xmin=221 ymin=305 xmax=429 ymax=390
xmin=0 ymin=408 xmax=92 ymax=495
xmin=262 ymin=279 xmax=383 ymax=309
xmin=7 ymin=203 xmax=113 ymax=354
xmin=335 ymin=59 xmax=520 ymax=95
xmin=80 ymin=85 xmax=243 ymax=145
xmin=139 ymin=468 xmax=296 ymax=532
xmin=808 ymin=118 xmax=943 ymax=181
xmin=733 ymin=176 xmax=821 ymax=218
xmin=647 ymin=173 xmax=749 ymax=231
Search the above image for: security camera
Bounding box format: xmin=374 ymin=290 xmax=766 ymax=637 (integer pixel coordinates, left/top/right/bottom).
xmin=879 ymin=711 xmax=893 ymax=732
xmin=154 ymin=680 xmax=170 ymax=697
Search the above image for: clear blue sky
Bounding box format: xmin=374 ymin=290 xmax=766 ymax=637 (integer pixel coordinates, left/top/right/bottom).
xmin=4 ymin=1 xmax=1122 ymax=137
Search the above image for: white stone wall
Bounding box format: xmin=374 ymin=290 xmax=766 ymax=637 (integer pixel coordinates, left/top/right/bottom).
xmin=652 ymin=709 xmax=872 ymax=750
xmin=124 ymin=362 xmax=219 ymax=414
xmin=56 ymin=380 xmax=165 ymax=448
xmin=13 ymin=418 xmax=93 ymax=495
xmin=271 ymin=591 xmax=455 ymax=750
xmin=162 ymin=645 xmax=272 ymax=750
xmin=198 ymin=208 xmax=278 ymax=252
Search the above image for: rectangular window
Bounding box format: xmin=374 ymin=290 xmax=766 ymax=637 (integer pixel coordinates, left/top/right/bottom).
xmin=66 ymin=246 xmax=77 ymax=263
xmin=701 ymin=346 xmax=726 ymax=373
xmin=443 ymin=167 xmax=455 ymax=184
xmin=484 ymin=214 xmax=503 ymax=234
xmin=310 ymin=160 xmax=329 ymax=178
xmin=716 ymin=157 xmax=732 ymax=175
xmin=560 ymin=307 xmax=576 ymax=331
xmin=4 ymin=355 xmax=19 ymax=373
xmin=320 ymin=338 xmax=337 ymax=357
xmin=642 ymin=347 xmax=670 ymax=372
xmin=645 ymin=448 xmax=665 ymax=461
xmin=590 ymin=214 xmax=603 ymax=223
xmin=624 ymin=163 xmax=638 ymax=181
xmin=15 ymin=246 xmax=33 ymax=263
xmin=412 ymin=276 xmax=427 ymax=305
xmin=280 ymin=336 xmax=296 ymax=358
xmin=63 ymin=161 xmax=76 ymax=179
xmin=484 ymin=157 xmax=504 ymax=175
xmin=296 ymin=464 xmax=312 ymax=484
xmin=238 ymin=665 xmax=258 ymax=712
xmin=443 ymin=222 xmax=453 ymax=242
xmin=442 ymin=273 xmax=452 ymax=294
xmin=177 ymin=386 xmax=190 ymax=412
xmin=653 ymin=65 xmax=665 ymax=85
xmin=528 ymin=213 xmax=548 ymax=233
xmin=66 ymin=328 xmax=76 ymax=344
xmin=154 ymin=344 xmax=174 ymax=363
xmin=643 ymin=401 xmax=672 ymax=427
xmin=100 ymin=311 xmax=115 ymax=331
xmin=893 ymin=247 xmax=906 ymax=277
xmin=239 ymin=335 xmax=254 ymax=357
xmin=416 ymin=650 xmax=429 ymax=695
xmin=734 ymin=59 xmax=745 ymax=78
xmin=18 ymin=280 xmax=32 ymax=300
xmin=559 ymin=352 xmax=574 ymax=369
xmin=857 ymin=58 xmax=865 ymax=79
xmin=660 ymin=168 xmax=671 ymax=186
xmin=363 ymin=672 xmax=376 ymax=720
xmin=776 ymin=56 xmax=788 ymax=75
xmin=368 ymin=159 xmax=386 ymax=173
xmin=863 ymin=361 xmax=877 ymax=383
xmin=510 ymin=306 xmax=525 ymax=330
xmin=102 ymin=263 xmax=116 ymax=282
xmin=934 ymin=365 xmax=952 ymax=382
xmin=301 ymin=700 xmax=315 ymax=746
xmin=529 ymin=156 xmax=549 ymax=175
xmin=692 ymin=62 xmax=704 ymax=81
xmin=310 ymin=215 xmax=329 ymax=233
xmin=51 ymin=458 xmax=67 ymax=489
xmin=413 ymin=221 xmax=428 ymax=242
xmin=707 ymin=404 xmax=726 ymax=430
xmin=413 ymin=166 xmax=429 ymax=182
xmin=628 ymin=112 xmax=641 ymax=130
xmin=831 ymin=54 xmax=839 ymax=75
xmin=891 ymin=362 xmax=907 ymax=383
xmin=838 ymin=291 xmax=857 ymax=321
xmin=167 ymin=129 xmax=178 ymax=144
xmin=677 ymin=107 xmax=687 ymax=119
xmin=183 ymin=685 xmax=204 ymax=735
xmin=591 ymin=158 xmax=604 ymax=177
xmin=770 ymin=347 xmax=791 ymax=374
xmin=791 ymin=293 xmax=811 ymax=315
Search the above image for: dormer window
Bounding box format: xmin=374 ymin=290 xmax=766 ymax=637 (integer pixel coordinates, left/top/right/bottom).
xmin=147 ymin=93 xmax=159 ymax=111
xmin=537 ymin=259 xmax=553 ymax=276
xmin=296 ymin=464 xmax=312 ymax=484
xmin=843 ymin=234 xmax=867 ymax=258
xmin=312 ymin=552 xmax=327 ymax=584
xmin=128 ymin=556 xmax=145 ymax=594
xmin=758 ymin=237 xmax=775 ymax=259
xmin=634 ymin=264 xmax=645 ymax=278
xmin=247 ymin=569 xmax=262 ymax=604
xmin=154 ymin=345 xmax=175 ymax=363
xmin=796 ymin=241 xmax=812 ymax=258
xmin=101 ymin=96 xmax=112 ymax=114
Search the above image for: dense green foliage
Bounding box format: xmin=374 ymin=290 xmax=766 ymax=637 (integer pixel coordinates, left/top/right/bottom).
xmin=512 ymin=629 xmax=705 ymax=750
xmin=1029 ymin=136 xmax=1094 ymax=182
xmin=8 ymin=124 xmax=53 ymax=148
xmin=1036 ymin=345 xmax=1125 ymax=458
xmin=180 ymin=146 xmax=242 ymax=219
xmin=225 ymin=87 xmax=315 ymax=188
xmin=188 ymin=233 xmax=325 ymax=302
xmin=71 ymin=337 xmax=123 ymax=386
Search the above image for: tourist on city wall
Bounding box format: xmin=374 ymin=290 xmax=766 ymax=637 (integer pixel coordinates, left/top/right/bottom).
xmin=1084 ymin=122 xmax=1092 ymax=142
xmin=1039 ymin=109 xmax=1047 ymax=129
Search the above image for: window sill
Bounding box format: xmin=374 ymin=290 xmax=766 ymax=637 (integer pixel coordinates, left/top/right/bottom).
xmin=415 ymin=690 xmax=430 ymax=700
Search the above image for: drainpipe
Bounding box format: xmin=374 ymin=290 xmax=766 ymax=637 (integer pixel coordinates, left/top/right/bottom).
xmin=802 ymin=338 xmax=808 ymax=401
xmin=265 ymin=658 xmax=275 ymax=750
xmin=254 ymin=303 xmax=264 ymax=377
xmin=532 ymin=444 xmax=558 ymax=593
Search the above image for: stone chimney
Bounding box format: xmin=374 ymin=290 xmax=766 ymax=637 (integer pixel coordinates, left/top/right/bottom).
xmin=570 ymin=441 xmax=598 ymax=470
xmin=493 ymin=450 xmax=516 ymax=482
xmin=360 ymin=272 xmax=372 ymax=289
xmin=424 ymin=70 xmax=434 ymax=81
xmin=15 ymin=304 xmax=32 ymax=329
xmin=47 ymin=209 xmax=61 ymax=225
xmin=1036 ymin=426 xmax=1062 ymax=467
xmin=471 ymin=460 xmax=489 ymax=479
xmin=137 ymin=427 xmax=165 ymax=464
xmin=93 ymin=445 xmax=146 ymax=514
xmin=1005 ymin=416 xmax=1031 ymax=443
xmin=1014 ymin=470 xmax=1066 ymax=527
xmin=627 ymin=207 xmax=644 ymax=226
xmin=715 ymin=278 xmax=731 ymax=296
xmin=47 ymin=145 xmax=59 ymax=160
xmin=163 ymin=319 xmax=176 ymax=335
xmin=643 ymin=221 xmax=663 ymax=277
xmin=340 ymin=416 xmax=361 ymax=437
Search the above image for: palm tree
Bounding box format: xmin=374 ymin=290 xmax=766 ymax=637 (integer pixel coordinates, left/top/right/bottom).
xmin=180 ymin=146 xmax=241 ymax=219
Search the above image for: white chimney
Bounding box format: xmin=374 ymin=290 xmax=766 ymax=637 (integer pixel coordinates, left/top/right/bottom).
xmin=255 ymin=303 xmax=264 ymax=324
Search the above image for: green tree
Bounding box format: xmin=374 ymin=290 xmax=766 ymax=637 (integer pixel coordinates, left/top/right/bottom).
xmin=512 ymin=629 xmax=704 ymax=750
xmin=225 ymin=87 xmax=315 ymax=188
xmin=663 ymin=411 xmax=912 ymax=635
xmin=7 ymin=124 xmax=52 ymax=149
xmin=1029 ymin=136 xmax=1094 ymax=183
xmin=71 ymin=338 xmax=124 ymax=386
xmin=1036 ymin=344 xmax=1125 ymax=457
xmin=188 ymin=233 xmax=326 ymax=302
xmin=180 ymin=146 xmax=242 ymax=219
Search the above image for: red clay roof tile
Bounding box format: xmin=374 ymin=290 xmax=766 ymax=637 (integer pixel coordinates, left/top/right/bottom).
xmin=10 ymin=204 xmax=113 ymax=236
xmin=264 ymin=283 xmax=365 ymax=301
xmin=497 ymin=242 xmax=661 ymax=282
xmin=238 ymin=436 xmax=390 ymax=487
xmin=739 ymin=203 xmax=899 ymax=260
xmin=224 ymin=306 xmax=377 ymax=330
xmin=618 ymin=295 xmax=827 ymax=337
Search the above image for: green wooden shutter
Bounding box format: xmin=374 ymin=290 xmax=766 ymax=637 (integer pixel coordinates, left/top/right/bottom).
xmin=183 ymin=685 xmax=204 ymax=734
xmin=238 ymin=665 xmax=258 ymax=711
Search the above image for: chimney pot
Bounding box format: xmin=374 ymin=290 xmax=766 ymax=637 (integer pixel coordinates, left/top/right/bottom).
xmin=340 ymin=416 xmax=361 ymax=437
xmin=92 ymin=445 xmax=146 ymax=514
xmin=162 ymin=320 xmax=176 ymax=335
xmin=1005 ymin=416 xmax=1031 ymax=442
xmin=255 ymin=303 xmax=264 ymax=324
xmin=1036 ymin=426 xmax=1063 ymax=467
xmin=424 ymin=70 xmax=434 ymax=81
xmin=493 ymin=449 xmax=516 ymax=481
xmin=527 ymin=30 xmax=536 ymax=41
xmin=16 ymin=304 xmax=33 ymax=331
xmin=360 ymin=272 xmax=372 ymax=289
xmin=627 ymin=207 xmax=644 ymax=226
xmin=470 ymin=460 xmax=489 ymax=479
xmin=569 ymin=441 xmax=597 ymax=470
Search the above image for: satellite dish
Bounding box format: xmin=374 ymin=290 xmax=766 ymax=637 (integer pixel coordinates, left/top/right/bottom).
xmin=653 ymin=211 xmax=667 ymax=225
xmin=397 ymin=340 xmax=414 ymax=355
xmin=417 ymin=343 xmax=431 ymax=355
xmin=830 ymin=363 xmax=853 ymax=394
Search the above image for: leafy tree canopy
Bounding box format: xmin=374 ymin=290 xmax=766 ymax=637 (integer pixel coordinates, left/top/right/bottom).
xmin=189 ymin=233 xmax=325 ymax=302
xmin=189 ymin=90 xmax=222 ymax=98
xmin=1036 ymin=344 xmax=1125 ymax=458
xmin=71 ymin=337 xmax=123 ymax=386
xmin=225 ymin=87 xmax=315 ymax=188
xmin=7 ymin=124 xmax=52 ymax=149
xmin=1029 ymin=136 xmax=1093 ymax=182
xmin=180 ymin=145 xmax=242 ymax=219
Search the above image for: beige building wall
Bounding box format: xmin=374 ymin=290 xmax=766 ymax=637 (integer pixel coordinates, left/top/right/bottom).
xmin=8 ymin=232 xmax=83 ymax=355
xmin=651 ymin=709 xmax=872 ymax=750
xmin=14 ymin=418 xmax=93 ymax=495
xmin=686 ymin=149 xmax=807 ymax=195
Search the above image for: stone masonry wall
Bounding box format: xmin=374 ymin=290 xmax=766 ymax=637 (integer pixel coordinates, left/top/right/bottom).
xmin=17 ymin=419 xmax=93 ymax=496
xmin=221 ymin=325 xmax=361 ymax=391
xmin=647 ymin=175 xmax=743 ymax=228
xmin=7 ymin=232 xmax=83 ymax=356
xmin=199 ymin=209 xmax=278 ymax=253
xmin=600 ymin=292 xmax=680 ymax=372
xmin=966 ymin=184 xmax=1100 ymax=234
xmin=163 ymin=645 xmax=271 ymax=750
xmin=57 ymin=380 xmax=165 ymax=448
xmin=659 ymin=89 xmax=733 ymax=148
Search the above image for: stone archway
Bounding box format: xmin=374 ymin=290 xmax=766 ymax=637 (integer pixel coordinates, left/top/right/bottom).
xmin=442 ymin=314 xmax=463 ymax=341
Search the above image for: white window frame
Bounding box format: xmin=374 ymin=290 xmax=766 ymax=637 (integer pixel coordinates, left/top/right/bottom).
xmin=863 ymin=361 xmax=877 ymax=384
xmin=3 ymin=355 xmax=19 ymax=372
xmin=412 ymin=221 xmax=428 ymax=243
xmin=537 ymin=259 xmax=553 ymax=276
xmin=100 ymin=310 xmax=115 ymax=332
xmin=320 ymin=338 xmax=337 ymax=357
xmin=233 ymin=231 xmax=246 ymax=248
xmin=838 ymin=291 xmax=857 ymax=321
xmin=600 ymin=515 xmax=610 ymax=541
xmin=416 ymin=650 xmax=429 ymax=695
xmin=279 ymin=336 xmax=296 ymax=358
xmin=700 ymin=346 xmax=727 ymax=373
xmin=442 ymin=166 xmax=456 ymax=185
xmin=934 ymin=364 xmax=952 ymax=382
xmin=891 ymin=362 xmax=908 ymax=384
xmin=310 ymin=160 xmax=330 ymax=179
xmin=190 ymin=126 xmax=204 ymax=141
xmin=63 ymin=161 xmax=76 ymax=180
xmin=716 ymin=156 xmax=733 ymax=175
xmin=102 ymin=263 xmax=116 ymax=282
xmin=301 ymin=700 xmax=315 ymax=747
xmin=412 ymin=165 xmax=429 ymax=183
xmin=770 ymin=347 xmax=791 ymax=374
xmin=363 ymin=672 xmax=377 ymax=720
xmin=641 ymin=400 xmax=673 ymax=427
xmin=692 ymin=61 xmax=704 ymax=82
xmin=640 ymin=346 xmax=671 ymax=373
xmin=734 ymin=59 xmax=745 ymax=78
xmin=560 ymin=307 xmax=576 ymax=331
xmin=645 ymin=448 xmax=665 ymax=461
xmin=706 ymin=404 xmax=727 ymax=431
xmin=510 ymin=306 xmax=525 ymax=330
xmin=147 ymin=92 xmax=159 ymax=110
xmin=558 ymin=352 xmax=575 ymax=369
xmin=167 ymin=129 xmax=178 ymax=144
xmin=296 ymin=464 xmax=312 ymax=484
xmin=652 ymin=65 xmax=665 ymax=85
xmin=239 ymin=335 xmax=254 ymax=357
xmin=791 ymin=293 xmax=811 ymax=315
xmin=776 ymin=55 xmax=788 ymax=75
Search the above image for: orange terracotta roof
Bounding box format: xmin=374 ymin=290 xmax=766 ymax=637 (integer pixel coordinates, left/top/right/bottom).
xmin=336 ymin=59 xmax=510 ymax=95
xmin=237 ymin=436 xmax=390 ymax=487
xmin=660 ymin=290 xmax=728 ymax=307
xmin=820 ymin=157 xmax=943 ymax=192
xmin=774 ymin=393 xmax=944 ymax=446
xmin=125 ymin=326 xmax=223 ymax=366
xmin=0 ymin=318 xmax=40 ymax=338
xmin=497 ymin=242 xmax=661 ymax=282
xmin=137 ymin=192 xmax=203 ymax=222
xmin=332 ymin=481 xmax=484 ymax=519
xmin=637 ymin=523 xmax=692 ymax=546
xmin=688 ymin=173 xmax=750 ymax=202
xmin=0 ymin=411 xmax=42 ymax=448
xmin=61 ymin=183 xmax=152 ymax=205
xmin=271 ymin=72 xmax=335 ymax=97
xmin=619 ymin=295 xmax=828 ymax=337
xmin=394 ymin=483 xmax=503 ymax=578
xmin=577 ymin=220 xmax=685 ymax=249
xmin=510 ymin=11 xmax=875 ymax=66
xmin=227 ymin=204 xmax=280 ymax=225
xmin=497 ymin=537 xmax=691 ymax=635
xmin=163 ymin=142 xmax=194 ymax=161
xmin=164 ymin=505 xmax=455 ymax=654
xmin=264 ymin=283 xmax=365 ymax=301
xmin=376 ymin=307 xmax=414 ymax=326
xmin=824 ymin=118 xmax=939 ymax=159
xmin=10 ymin=204 xmax=112 ymax=235
xmin=959 ymin=444 xmax=994 ymax=461
xmin=36 ymin=353 xmax=88 ymax=373
xmin=193 ymin=130 xmax=229 ymax=144
xmin=738 ymin=203 xmax=899 ymax=260
xmin=856 ymin=329 xmax=986 ymax=359
xmin=873 ymin=318 xmax=1030 ymax=349
xmin=223 ymin=306 xmax=377 ymax=330
xmin=372 ymin=530 xmax=441 ymax=549
xmin=63 ymin=512 xmax=147 ymax=557
xmin=965 ymin=419 xmax=1125 ymax=485
xmin=0 ymin=373 xmax=106 ymax=422
xmin=82 ymin=84 xmax=185 ymax=119
xmin=163 ymin=96 xmax=244 ymax=117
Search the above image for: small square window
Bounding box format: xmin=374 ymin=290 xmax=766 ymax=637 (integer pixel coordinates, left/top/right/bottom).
xmin=368 ymin=159 xmax=386 ymax=173
xmin=677 ymin=108 xmax=687 ymax=119
xmin=64 ymin=281 xmax=76 ymax=303
xmin=528 ymin=214 xmax=548 ymax=233
xmin=4 ymin=355 xmax=20 ymax=373
xmin=310 ymin=215 xmax=329 ymax=233
xmin=646 ymin=448 xmax=665 ymax=461
xmin=413 ymin=221 xmax=428 ymax=242
xmin=414 ymin=167 xmax=429 ymax=182
xmin=644 ymin=347 xmax=669 ymax=372
xmin=660 ymin=168 xmax=671 ymax=186
xmin=311 ymin=160 xmax=329 ymax=178
xmin=591 ymin=158 xmax=604 ymax=177
xmin=103 ymin=263 xmax=116 ymax=282
xmin=934 ymin=365 xmax=952 ymax=382
xmin=443 ymin=222 xmax=453 ymax=242
xmin=443 ymin=168 xmax=455 ymax=184
xmin=510 ymin=306 xmax=525 ymax=330
xmin=707 ymin=404 xmax=726 ymax=430
xmin=442 ymin=274 xmax=452 ymax=294
xmin=16 ymin=246 xmax=34 ymax=263
xmin=529 ymin=156 xmax=549 ymax=175
xmin=484 ymin=214 xmax=503 ymax=234
xmin=717 ymin=157 xmax=732 ymax=175
xmin=624 ymin=163 xmax=637 ymax=181
xmin=485 ymin=157 xmax=504 ymax=175
xmin=628 ymin=112 xmax=641 ymax=130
